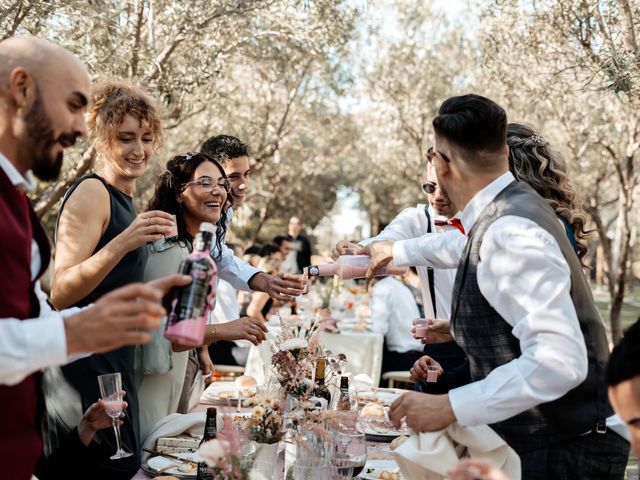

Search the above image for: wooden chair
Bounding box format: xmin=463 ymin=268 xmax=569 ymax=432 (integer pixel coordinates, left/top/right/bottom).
xmin=381 ymin=371 xmax=414 ymax=389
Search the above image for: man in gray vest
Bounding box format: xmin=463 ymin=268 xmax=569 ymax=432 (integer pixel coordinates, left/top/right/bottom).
xmin=375 ymin=94 xmax=629 ymax=479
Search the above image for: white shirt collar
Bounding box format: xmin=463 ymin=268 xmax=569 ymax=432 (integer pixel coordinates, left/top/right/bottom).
xmin=421 ymin=203 xmax=452 ymax=223
xmin=459 ymin=171 xmax=515 ymax=233
xmin=0 ymin=151 xmax=36 ymax=192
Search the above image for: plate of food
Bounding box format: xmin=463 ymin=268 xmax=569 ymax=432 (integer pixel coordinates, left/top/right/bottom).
xmin=359 ymin=459 xmax=404 ymax=479
xmin=143 ymin=452 xmax=198 ymax=478
xmin=356 ymin=388 xmax=404 ymax=407
xmin=358 ymin=403 xmax=409 ymax=442
xmin=200 ymin=376 xmax=257 ymax=404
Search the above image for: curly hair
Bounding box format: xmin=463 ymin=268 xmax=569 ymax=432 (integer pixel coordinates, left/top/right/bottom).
xmin=147 ymin=152 xmax=230 ymax=260
xmin=87 ymin=81 xmax=162 ymax=154
xmin=507 ymin=123 xmax=590 ymax=261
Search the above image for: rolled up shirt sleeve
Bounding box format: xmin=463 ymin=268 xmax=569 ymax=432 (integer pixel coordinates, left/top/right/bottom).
xmin=393 ymin=230 xmax=464 ymax=270
xmin=448 ymin=216 xmax=588 ymax=426
xmin=215 ymin=242 xmax=260 ymax=292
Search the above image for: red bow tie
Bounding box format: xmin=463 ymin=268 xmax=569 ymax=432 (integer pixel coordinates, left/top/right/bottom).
xmin=434 ymin=218 xmax=465 ymax=234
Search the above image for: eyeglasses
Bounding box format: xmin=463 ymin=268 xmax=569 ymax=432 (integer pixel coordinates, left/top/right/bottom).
xmin=182 ymin=176 xmax=230 ymax=193
xmin=421 ymin=182 xmax=437 ymax=194
xmin=426 ymin=146 xmax=450 ymax=163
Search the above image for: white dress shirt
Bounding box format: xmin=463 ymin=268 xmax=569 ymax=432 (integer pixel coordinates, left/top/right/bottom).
xmin=369 ymin=276 xmax=423 ymax=353
xmin=391 ymin=172 xmax=628 ymax=440
xmin=360 ymin=204 xmax=459 ymax=320
xmin=212 ymin=279 xmax=241 ymax=323
xmin=0 ymin=152 xmax=83 ymax=386
xmin=211 ymin=208 xmax=261 ymax=291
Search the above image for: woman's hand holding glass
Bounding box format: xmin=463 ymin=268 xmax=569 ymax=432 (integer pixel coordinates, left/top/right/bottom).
xmin=115 ymin=210 xmax=175 ymax=253
xmin=97 ymin=372 xmax=132 ymax=459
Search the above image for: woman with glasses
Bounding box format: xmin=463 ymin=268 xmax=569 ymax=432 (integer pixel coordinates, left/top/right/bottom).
xmin=45 ymin=82 xmax=170 ymax=479
xmin=138 ymin=152 xmax=267 ymax=443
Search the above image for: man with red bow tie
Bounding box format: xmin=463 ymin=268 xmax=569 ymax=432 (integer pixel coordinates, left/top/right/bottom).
xmin=332 ymin=162 xmax=470 ymax=393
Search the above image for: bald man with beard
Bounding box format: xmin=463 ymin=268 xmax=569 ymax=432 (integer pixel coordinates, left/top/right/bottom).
xmin=0 ymin=36 xmax=190 ymax=479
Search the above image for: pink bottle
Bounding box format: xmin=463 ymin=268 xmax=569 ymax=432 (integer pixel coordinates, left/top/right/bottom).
xmin=165 ymin=222 xmax=218 ymax=347
xmin=304 ymin=254 xmax=408 ymax=280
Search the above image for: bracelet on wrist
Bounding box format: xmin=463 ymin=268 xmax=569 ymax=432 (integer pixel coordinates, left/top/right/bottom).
xmin=211 ymin=325 xmax=217 ymax=344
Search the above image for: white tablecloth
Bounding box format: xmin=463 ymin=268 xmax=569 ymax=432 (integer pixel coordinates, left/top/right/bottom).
xmin=244 ymin=325 xmax=384 ymax=387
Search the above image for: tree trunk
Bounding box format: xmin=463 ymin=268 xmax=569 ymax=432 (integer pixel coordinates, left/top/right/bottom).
xmin=34 ymin=148 xmax=96 ymax=218
xmin=595 ymin=243 xmax=605 ymax=290
xmin=608 ymin=181 xmax=634 ymax=343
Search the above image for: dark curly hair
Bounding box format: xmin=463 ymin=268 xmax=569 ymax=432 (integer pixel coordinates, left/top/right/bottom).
xmin=147 ymin=152 xmax=230 ymax=259
xmin=200 ymin=134 xmax=250 ymax=163
xmin=507 ymin=123 xmax=591 ymax=262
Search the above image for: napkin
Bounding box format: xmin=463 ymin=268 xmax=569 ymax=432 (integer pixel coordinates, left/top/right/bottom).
xmin=352 ymin=373 xmax=374 ymax=390
xmin=392 ymin=423 xmax=520 ymax=480
xmin=141 ymin=412 xmax=205 ymax=463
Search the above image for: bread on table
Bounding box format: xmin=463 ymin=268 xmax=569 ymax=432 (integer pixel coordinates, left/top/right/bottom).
xmin=234 ymin=375 xmax=257 ymax=388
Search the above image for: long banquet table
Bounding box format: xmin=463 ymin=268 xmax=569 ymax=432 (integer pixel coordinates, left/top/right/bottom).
xmin=132 ymin=386 xmax=397 ymax=479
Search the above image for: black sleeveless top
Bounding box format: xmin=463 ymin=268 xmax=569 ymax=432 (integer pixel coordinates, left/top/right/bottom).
xmin=54 ymin=173 xmax=147 ymax=475
xmin=55 ymin=173 xmax=148 ymax=307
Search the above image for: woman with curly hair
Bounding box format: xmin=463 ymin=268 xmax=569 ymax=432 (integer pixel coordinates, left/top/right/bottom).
xmin=45 ymin=82 xmax=173 ymax=479
xmin=507 ymin=123 xmax=590 ymax=260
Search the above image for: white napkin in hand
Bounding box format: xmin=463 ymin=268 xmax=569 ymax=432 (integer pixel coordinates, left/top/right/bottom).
xmin=392 ymin=423 xmax=520 ymax=480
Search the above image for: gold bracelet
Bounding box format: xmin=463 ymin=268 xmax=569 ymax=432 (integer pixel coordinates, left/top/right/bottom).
xmin=211 ymin=325 xmax=217 ymax=344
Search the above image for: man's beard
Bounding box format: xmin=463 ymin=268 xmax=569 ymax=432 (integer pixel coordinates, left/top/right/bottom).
xmin=24 ymin=89 xmax=77 ymax=182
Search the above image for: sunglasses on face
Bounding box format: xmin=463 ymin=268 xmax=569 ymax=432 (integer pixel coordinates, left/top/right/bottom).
xmin=182 ymin=176 xmax=230 ymax=193
xmin=422 ymin=181 xmax=437 ymax=195
xmin=426 ymin=146 xmax=450 ymax=163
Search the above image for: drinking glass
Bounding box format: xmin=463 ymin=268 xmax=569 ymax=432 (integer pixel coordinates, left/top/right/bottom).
xmin=293 ymin=461 xmax=330 ymax=480
xmin=332 ymin=430 xmax=367 ymax=478
xmin=97 ymin=372 xmax=132 ymax=459
xmin=330 ymin=455 xmax=355 ymax=479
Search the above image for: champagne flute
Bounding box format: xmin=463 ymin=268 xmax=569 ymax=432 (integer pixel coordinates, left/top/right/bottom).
xmin=97 ymin=372 xmax=132 ymax=459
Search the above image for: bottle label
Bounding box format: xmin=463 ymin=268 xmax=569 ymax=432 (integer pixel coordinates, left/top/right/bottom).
xmin=172 ymin=258 xmax=213 ymax=323
xmin=197 ymin=462 xmax=215 ymax=479
xmin=308 ymin=265 xmax=320 ymax=276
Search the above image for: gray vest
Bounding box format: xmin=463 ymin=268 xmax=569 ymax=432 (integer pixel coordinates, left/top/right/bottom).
xmin=450 ymin=180 xmax=612 ymax=454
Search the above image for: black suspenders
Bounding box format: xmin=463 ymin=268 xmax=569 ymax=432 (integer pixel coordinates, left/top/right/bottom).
xmin=423 ymin=206 xmax=437 ymax=318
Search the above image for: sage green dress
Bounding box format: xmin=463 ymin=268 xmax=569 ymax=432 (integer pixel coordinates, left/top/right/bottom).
xmin=138 ymin=238 xmax=191 ymax=444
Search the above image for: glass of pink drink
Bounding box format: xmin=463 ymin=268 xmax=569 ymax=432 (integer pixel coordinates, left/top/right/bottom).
xmin=414 ymin=319 xmax=429 ymax=338
xmin=97 ymin=372 xmax=131 ymax=459
xmin=426 ymin=365 xmax=439 ymax=383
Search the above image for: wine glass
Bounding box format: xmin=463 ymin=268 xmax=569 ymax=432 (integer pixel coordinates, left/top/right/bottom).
xmin=97 ymin=372 xmax=132 ymax=459
xmin=332 ymin=430 xmax=367 ymax=478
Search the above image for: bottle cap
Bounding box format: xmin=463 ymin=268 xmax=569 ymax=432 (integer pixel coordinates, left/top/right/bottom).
xmin=199 ymin=222 xmax=217 ymax=234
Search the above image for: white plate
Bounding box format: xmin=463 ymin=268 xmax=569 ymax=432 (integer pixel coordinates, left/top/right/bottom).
xmin=200 ymin=381 xmax=256 ymax=404
xmin=146 ymin=452 xmax=198 ymax=477
xmin=360 ymin=459 xmax=403 ymax=479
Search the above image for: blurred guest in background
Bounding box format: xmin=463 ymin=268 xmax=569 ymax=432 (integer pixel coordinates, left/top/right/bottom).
xmin=368 ymin=275 xmax=424 ymax=382
xmin=283 ymin=216 xmax=313 ymax=274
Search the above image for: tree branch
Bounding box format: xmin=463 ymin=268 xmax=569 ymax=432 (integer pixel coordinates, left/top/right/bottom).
xmin=615 ymin=0 xmax=638 ymax=55
xmin=129 ymin=0 xmax=146 ymax=78
xmin=34 ymin=147 xmax=96 ymax=218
